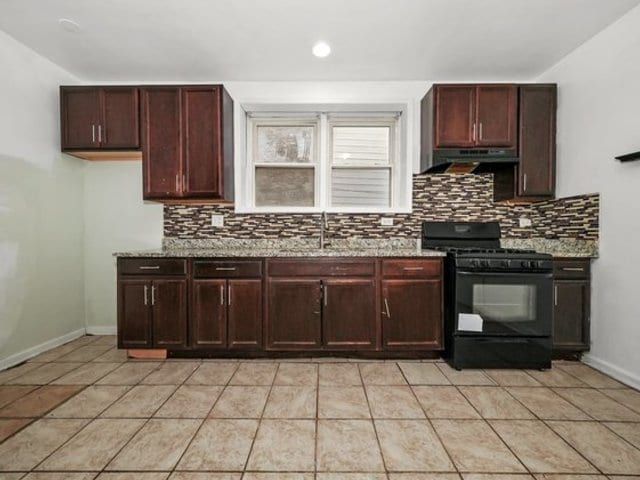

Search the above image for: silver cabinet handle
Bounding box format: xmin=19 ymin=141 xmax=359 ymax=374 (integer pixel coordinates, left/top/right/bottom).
xmin=472 ymin=123 xmax=476 ymax=142
xmin=92 ymin=124 xmax=96 ymax=143
xmin=403 ymin=267 xmax=424 ymax=271
xmin=139 ymin=265 xmax=160 ymax=270
xmin=151 ymin=285 xmax=156 ymax=305
xmin=220 ymin=284 xmax=224 ymax=305
xmin=98 ymin=125 xmax=102 ymax=143
xmin=228 ymin=285 xmax=232 ymax=306
xmin=143 ymin=285 xmax=148 ymax=306
xmin=384 ymin=298 xmax=391 ymax=318
xmin=324 ymin=284 xmax=328 ymax=306
xmin=554 ymin=285 xmax=558 ymax=306
xmin=479 ymin=122 xmax=483 ymax=140
xmin=183 ymin=174 xmax=186 ymax=190
xmin=523 ymin=173 xmax=528 ymax=192
xmin=215 ymin=267 xmax=237 ymax=271
xmin=175 ymin=174 xmax=180 ymax=192
xmin=562 ymin=267 xmax=585 ymax=272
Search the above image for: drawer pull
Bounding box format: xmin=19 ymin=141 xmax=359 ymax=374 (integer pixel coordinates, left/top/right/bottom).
xmin=143 ymin=285 xmax=148 ymax=306
xmin=215 ymin=267 xmax=237 ymax=271
xmin=562 ymin=267 xmax=585 ymax=272
xmin=384 ymin=298 xmax=391 ymax=318
xmin=403 ymin=267 xmax=424 ymax=271
xmin=220 ymin=284 xmax=225 ymax=305
xmin=139 ymin=265 xmax=161 ymax=270
xmin=151 ymin=285 xmax=156 ymax=305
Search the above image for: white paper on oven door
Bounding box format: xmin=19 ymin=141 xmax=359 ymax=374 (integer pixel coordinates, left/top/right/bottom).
xmin=458 ymin=313 xmax=484 ymax=332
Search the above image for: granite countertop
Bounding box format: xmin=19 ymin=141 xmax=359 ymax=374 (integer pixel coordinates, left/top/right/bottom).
xmin=114 ymin=247 xmax=447 ymax=258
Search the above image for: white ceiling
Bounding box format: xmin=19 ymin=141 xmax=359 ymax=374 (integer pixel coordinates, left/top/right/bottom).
xmin=1 ymin=0 xmax=638 ymax=82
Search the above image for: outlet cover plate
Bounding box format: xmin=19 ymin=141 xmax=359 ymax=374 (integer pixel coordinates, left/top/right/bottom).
xmin=519 ymin=217 xmax=532 ymax=228
xmin=380 ymin=217 xmax=394 ymax=226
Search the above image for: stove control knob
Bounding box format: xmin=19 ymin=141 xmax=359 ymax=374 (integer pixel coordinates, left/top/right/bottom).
xmin=500 ymin=260 xmax=510 ymax=269
xmin=480 ymin=260 xmax=490 ymax=268
xmin=520 ymin=260 xmax=530 ymax=268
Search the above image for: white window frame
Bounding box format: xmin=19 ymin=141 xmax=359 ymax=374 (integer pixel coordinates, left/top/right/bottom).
xmin=236 ymin=103 xmax=411 ymax=214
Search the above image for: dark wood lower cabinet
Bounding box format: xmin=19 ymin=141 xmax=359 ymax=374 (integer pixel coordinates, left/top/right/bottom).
xmin=382 ymin=279 xmax=442 ymax=349
xmin=323 ymin=279 xmax=376 ymax=349
xmin=118 ymin=256 xmax=444 ymax=355
xmin=267 ymin=279 xmax=322 ymax=349
xmin=553 ymin=258 xmax=591 ymax=354
xmin=152 ymin=279 xmax=188 ymax=348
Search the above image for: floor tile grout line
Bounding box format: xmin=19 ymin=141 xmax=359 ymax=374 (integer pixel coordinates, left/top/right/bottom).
xmin=239 ymin=361 xmax=281 ymax=476
xmin=551 ymin=385 xmax=640 ymax=422
xmin=398 ymin=362 xmax=461 ymax=478
xmin=314 ymin=362 xmax=320 ymax=478
xmin=170 ymin=359 xmax=236 ymax=476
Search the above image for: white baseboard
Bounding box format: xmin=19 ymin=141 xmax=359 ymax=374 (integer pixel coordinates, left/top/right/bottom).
xmin=582 ymin=353 xmax=640 ymax=390
xmin=85 ymin=326 xmax=117 ymax=335
xmin=0 ymin=328 xmax=86 ymax=371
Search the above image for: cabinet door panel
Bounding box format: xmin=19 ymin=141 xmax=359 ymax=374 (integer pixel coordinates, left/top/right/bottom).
xmin=434 ymin=85 xmax=476 ymax=147
xmin=476 ymin=85 xmax=517 ymax=147
xmin=554 ymin=280 xmax=589 ymax=350
xmin=183 ymin=87 xmax=222 ymax=197
xmin=118 ymin=279 xmax=152 ymax=348
xmin=382 ymin=279 xmax=442 ymax=349
xmin=102 ymin=88 xmax=140 ymax=148
xmin=192 ymin=279 xmax=227 ymax=349
xmin=267 ymin=279 xmax=322 ymax=349
xmin=519 ymin=85 xmax=556 ymax=197
xmin=61 ymin=89 xmax=101 ymax=149
xmin=228 ymin=280 xmax=262 ymax=350
xmin=152 ymin=279 xmax=187 ymax=348
xmin=141 ymin=88 xmax=182 ymax=198
xmin=323 ymin=279 xmax=376 ymax=349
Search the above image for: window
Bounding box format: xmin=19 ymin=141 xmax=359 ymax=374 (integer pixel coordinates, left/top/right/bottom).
xmin=242 ymin=106 xmax=409 ymax=213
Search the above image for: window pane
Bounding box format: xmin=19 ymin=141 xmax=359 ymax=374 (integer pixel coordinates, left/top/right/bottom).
xmin=331 ymin=168 xmax=390 ymax=208
xmin=255 ymin=167 xmax=315 ymax=207
xmin=256 ymin=126 xmax=314 ymax=163
xmin=332 ymin=126 xmax=390 ymax=166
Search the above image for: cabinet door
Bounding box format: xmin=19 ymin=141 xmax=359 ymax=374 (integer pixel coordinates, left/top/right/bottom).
xmin=151 ymin=279 xmax=188 ymax=348
xmin=518 ymin=85 xmax=556 ymax=197
xmin=382 ymin=279 xmax=442 ymax=349
xmin=434 ymin=85 xmax=476 ymax=148
xmin=182 ymin=87 xmax=222 ymax=197
xmin=554 ymin=280 xmax=589 ymax=351
xmin=267 ymin=279 xmax=322 ymax=349
xmin=475 ymin=85 xmax=517 ymax=147
xmin=228 ymin=279 xmax=262 ymax=350
xmin=322 ymin=279 xmax=376 ymax=349
xmin=61 ymin=88 xmax=101 ymax=149
xmin=141 ymin=88 xmax=183 ymax=199
xmin=118 ymin=279 xmax=152 ymax=348
xmin=102 ymin=88 xmax=140 ymax=149
xmin=191 ymin=279 xmax=227 ymax=349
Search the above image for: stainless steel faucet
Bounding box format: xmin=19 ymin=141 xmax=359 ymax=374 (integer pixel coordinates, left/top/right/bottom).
xmin=319 ymin=211 xmax=330 ymax=249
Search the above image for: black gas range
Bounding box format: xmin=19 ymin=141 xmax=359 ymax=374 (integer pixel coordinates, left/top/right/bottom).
xmin=423 ymin=221 xmax=553 ymax=370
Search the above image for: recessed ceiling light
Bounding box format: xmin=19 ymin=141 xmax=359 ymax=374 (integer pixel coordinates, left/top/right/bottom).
xmin=58 ymin=18 xmax=81 ymax=33
xmin=312 ymin=42 xmax=331 ymax=58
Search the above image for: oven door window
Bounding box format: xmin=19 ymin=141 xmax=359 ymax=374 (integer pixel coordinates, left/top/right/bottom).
xmin=456 ymin=272 xmax=552 ymax=337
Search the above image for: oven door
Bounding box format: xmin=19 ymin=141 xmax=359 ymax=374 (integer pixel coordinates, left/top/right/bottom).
xmin=455 ymin=271 xmax=552 ymax=337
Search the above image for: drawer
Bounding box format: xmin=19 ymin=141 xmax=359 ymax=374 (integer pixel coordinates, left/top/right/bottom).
xmin=193 ymin=260 xmax=263 ymax=278
xmin=119 ymin=258 xmax=187 ymax=276
xmin=553 ymin=259 xmax=590 ymax=279
xmin=268 ymin=259 xmax=375 ymax=277
xmin=382 ymin=259 xmax=442 ymax=277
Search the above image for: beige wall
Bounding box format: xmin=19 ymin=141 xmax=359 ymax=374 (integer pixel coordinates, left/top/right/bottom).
xmin=0 ymin=30 xmax=85 ymax=366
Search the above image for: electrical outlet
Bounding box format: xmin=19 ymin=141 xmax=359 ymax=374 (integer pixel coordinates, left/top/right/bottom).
xmin=380 ymin=217 xmax=394 ymax=226
xmin=519 ymin=217 xmax=532 ymax=228
xmin=211 ymin=214 xmax=224 ymax=227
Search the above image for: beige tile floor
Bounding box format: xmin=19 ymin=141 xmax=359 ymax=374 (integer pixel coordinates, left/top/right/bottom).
xmin=0 ymin=335 xmax=639 ymax=479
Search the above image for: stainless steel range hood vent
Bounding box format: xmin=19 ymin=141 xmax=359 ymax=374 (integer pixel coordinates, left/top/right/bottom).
xmin=422 ymin=148 xmax=519 ymax=173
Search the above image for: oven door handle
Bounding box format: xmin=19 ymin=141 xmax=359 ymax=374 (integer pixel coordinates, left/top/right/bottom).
xmin=456 ymin=271 xmax=553 ymax=279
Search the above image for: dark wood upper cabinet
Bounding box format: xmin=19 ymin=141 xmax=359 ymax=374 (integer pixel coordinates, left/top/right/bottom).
xmin=475 ymin=85 xmax=517 ymax=147
xmin=61 ymin=86 xmax=140 ymax=157
xmin=434 ymin=85 xmax=476 ymax=148
xmin=322 ymin=279 xmax=376 ymax=349
xmin=431 ymin=84 xmax=517 ymax=149
xmin=140 ymin=85 xmax=234 ymax=202
xmin=517 ymin=84 xmax=557 ymax=198
xmin=141 ymin=87 xmax=183 ymax=199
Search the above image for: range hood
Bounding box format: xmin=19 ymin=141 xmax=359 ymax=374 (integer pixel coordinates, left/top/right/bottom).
xmin=422 ymin=148 xmax=519 ymax=173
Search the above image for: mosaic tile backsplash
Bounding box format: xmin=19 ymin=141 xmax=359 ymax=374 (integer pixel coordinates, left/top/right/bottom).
xmin=164 ymin=174 xmax=599 ymax=241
